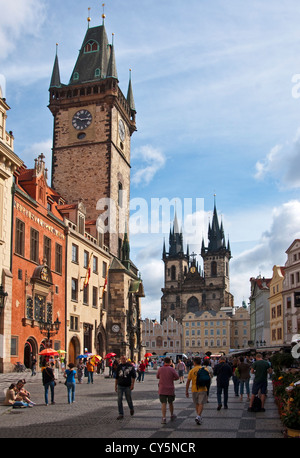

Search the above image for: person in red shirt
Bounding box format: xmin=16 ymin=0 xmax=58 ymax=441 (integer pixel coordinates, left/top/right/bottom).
xmin=137 ymin=361 xmax=146 ymax=382
xmin=156 ymin=357 xmax=179 ymax=424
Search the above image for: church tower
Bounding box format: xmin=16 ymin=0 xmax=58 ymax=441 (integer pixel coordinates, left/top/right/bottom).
xmin=48 ymin=13 xmax=136 ymax=258
xmin=201 ymin=198 xmax=233 ymax=310
xmin=161 ymin=212 xmax=189 ymax=323
xmin=161 ymin=199 xmax=233 ymax=323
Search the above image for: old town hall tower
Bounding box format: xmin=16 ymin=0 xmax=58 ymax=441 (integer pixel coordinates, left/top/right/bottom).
xmin=48 ymin=12 xmax=144 ymax=361
xmin=48 ymin=14 xmax=136 ymax=258
xmin=161 ymin=200 xmax=234 ymax=323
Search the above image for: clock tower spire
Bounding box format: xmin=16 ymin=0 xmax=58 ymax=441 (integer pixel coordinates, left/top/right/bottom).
xmin=48 ymin=15 xmax=136 ymax=258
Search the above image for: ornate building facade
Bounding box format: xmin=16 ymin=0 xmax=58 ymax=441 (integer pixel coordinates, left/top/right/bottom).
xmin=12 ymin=154 xmax=66 ymax=370
xmin=161 ymin=201 xmax=234 ymax=324
xmin=0 ymin=88 xmax=23 ymax=372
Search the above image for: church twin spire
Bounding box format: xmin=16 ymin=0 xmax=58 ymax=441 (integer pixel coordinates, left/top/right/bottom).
xmin=163 ymin=199 xmax=231 ymax=262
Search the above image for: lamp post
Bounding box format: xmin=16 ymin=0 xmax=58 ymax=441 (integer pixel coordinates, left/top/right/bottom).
xmin=39 ymin=316 xmax=61 ymax=346
xmin=0 ymin=284 xmax=8 ymax=314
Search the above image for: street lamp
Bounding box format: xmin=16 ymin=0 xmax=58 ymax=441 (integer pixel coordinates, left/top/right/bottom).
xmin=39 ymin=316 xmax=61 ymax=344
xmin=0 ymin=284 xmax=8 ymax=314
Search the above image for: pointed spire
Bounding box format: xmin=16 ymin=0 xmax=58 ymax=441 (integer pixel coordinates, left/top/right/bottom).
xmin=127 ymin=69 xmax=136 ymax=112
xmin=107 ymin=33 xmax=118 ymax=79
xmin=49 ymin=44 xmax=61 ymax=89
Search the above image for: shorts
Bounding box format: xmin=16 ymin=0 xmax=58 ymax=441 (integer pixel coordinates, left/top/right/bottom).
xmin=159 ymin=394 xmax=175 ymax=404
xmin=252 ymin=381 xmax=268 ymax=395
xmin=178 ymin=370 xmax=184 ymax=376
xmin=192 ymin=391 xmax=207 ymax=405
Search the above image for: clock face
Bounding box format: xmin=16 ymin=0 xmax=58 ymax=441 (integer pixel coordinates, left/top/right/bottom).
xmin=112 ymin=324 xmax=120 ymax=333
xmin=190 ymin=267 xmax=196 ymax=274
xmin=72 ymin=109 xmax=92 ymax=130
xmin=118 ymin=119 xmax=125 ymax=142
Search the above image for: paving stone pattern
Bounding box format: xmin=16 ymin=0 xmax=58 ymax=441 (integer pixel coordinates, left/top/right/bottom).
xmin=0 ymin=369 xmax=284 ymax=439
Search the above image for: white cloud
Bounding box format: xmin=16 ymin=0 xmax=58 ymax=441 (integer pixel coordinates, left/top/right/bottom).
xmin=23 ymin=139 xmax=52 ymax=175
xmin=131 ymin=145 xmax=166 ymax=186
xmin=0 ymin=0 xmax=47 ymax=59
xmin=231 ymin=200 xmax=300 ymax=305
xmin=254 ymin=128 xmax=300 ymax=188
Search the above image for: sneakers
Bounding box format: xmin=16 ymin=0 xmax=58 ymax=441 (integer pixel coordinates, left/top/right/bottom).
xmin=130 ymin=409 xmax=134 ymax=416
xmin=171 ymin=414 xmax=177 ymax=421
xmin=195 ymin=416 xmax=202 ymax=425
xmin=161 ymin=418 xmax=166 ymax=424
xmin=217 ymin=404 xmax=222 ymax=410
xmin=117 ymin=415 xmax=124 ymax=420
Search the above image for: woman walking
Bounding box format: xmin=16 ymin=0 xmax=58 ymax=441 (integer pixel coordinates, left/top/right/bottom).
xmin=64 ymin=363 xmax=77 ymax=404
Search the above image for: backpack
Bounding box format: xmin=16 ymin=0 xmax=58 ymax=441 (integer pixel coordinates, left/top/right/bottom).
xmin=252 ymin=396 xmax=262 ymax=412
xmin=196 ymin=366 xmax=210 ymax=388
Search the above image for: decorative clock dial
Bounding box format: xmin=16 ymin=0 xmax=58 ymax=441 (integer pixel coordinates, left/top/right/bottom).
xmin=118 ymin=119 xmax=125 ymax=142
xmin=72 ymin=109 xmax=92 ymax=130
xmin=112 ymin=324 xmax=120 ymax=333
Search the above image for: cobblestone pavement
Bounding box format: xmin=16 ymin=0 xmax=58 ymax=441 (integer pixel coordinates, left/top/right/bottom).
xmin=0 ymin=368 xmax=284 ymax=441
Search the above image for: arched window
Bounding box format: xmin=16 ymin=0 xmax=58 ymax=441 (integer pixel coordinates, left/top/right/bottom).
xmin=187 ymin=296 xmax=199 ymax=313
xmin=118 ymin=182 xmax=123 ymax=207
xmin=84 ymin=40 xmax=99 ymax=53
xmin=95 ymin=68 xmax=100 ymax=77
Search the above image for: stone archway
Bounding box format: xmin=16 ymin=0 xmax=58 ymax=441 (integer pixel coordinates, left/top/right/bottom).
xmin=68 ymin=336 xmax=80 ymax=365
xmin=24 ymin=337 xmax=38 ymax=369
xmin=97 ymin=325 xmax=107 ymax=358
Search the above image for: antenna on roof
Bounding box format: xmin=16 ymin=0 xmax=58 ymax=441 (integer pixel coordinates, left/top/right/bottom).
xmin=87 ymin=7 xmax=91 ymax=28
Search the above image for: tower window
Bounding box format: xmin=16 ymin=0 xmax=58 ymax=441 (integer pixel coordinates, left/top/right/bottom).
xmin=171 ymin=265 xmax=176 ymax=280
xmin=73 ymin=72 xmax=79 ymax=81
xmin=84 ymin=40 xmax=99 ymax=53
xmin=95 ymin=68 xmax=100 ymax=77
xmin=211 ymin=261 xmax=217 ymax=276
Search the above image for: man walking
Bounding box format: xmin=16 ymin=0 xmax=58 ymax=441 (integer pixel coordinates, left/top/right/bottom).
xmin=213 ymin=356 xmax=233 ymax=410
xmin=115 ymin=355 xmax=136 ymax=420
xmin=185 ymin=357 xmax=209 ymax=425
xmin=156 ymin=356 xmax=179 ymax=424
xmin=248 ymin=353 xmax=272 ymax=412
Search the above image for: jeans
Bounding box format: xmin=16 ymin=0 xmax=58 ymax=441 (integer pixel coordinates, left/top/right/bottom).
xmin=138 ymin=371 xmax=145 ymax=382
xmin=117 ymin=386 xmax=134 ymax=416
xmin=217 ymin=384 xmax=229 ymax=407
xmin=66 ymin=382 xmax=76 ymax=403
xmin=88 ymin=371 xmax=94 ymax=384
xmin=44 ymin=381 xmax=55 ymax=404
xmin=232 ymin=375 xmax=240 ymax=395
xmin=239 ymin=378 xmax=250 ymax=396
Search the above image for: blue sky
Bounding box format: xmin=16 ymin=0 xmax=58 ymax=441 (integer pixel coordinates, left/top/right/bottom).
xmin=2 ymin=0 xmax=300 ymax=319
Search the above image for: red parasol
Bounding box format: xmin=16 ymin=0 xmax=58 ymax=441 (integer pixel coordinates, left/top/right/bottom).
xmin=144 ymin=353 xmax=152 ymax=357
xmin=39 ymin=348 xmax=59 ymax=356
xmin=105 ymin=352 xmax=116 ymax=359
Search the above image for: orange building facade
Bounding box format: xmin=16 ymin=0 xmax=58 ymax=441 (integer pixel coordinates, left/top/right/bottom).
xmin=11 ymin=154 xmax=66 ymax=370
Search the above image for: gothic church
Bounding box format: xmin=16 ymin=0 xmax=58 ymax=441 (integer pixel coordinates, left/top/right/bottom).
xmin=161 ymin=200 xmax=234 ymax=323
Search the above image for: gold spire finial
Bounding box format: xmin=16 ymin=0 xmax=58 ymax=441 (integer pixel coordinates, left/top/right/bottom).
xmin=87 ymin=7 xmax=91 ymax=27
xmin=102 ymin=3 xmax=106 ymax=23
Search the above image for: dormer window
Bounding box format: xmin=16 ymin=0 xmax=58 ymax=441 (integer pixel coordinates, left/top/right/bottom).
xmin=73 ymin=72 xmax=79 ymax=81
xmin=95 ymin=68 xmax=100 ymax=77
xmin=84 ymin=40 xmax=99 ymax=53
